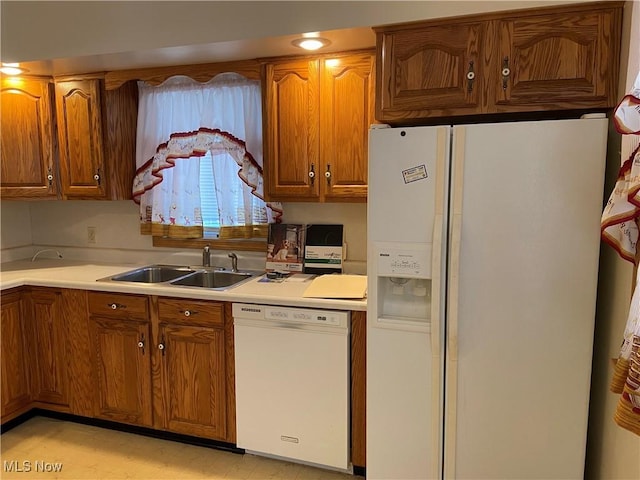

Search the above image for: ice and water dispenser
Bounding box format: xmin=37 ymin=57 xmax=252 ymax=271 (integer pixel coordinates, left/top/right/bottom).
xmin=373 ymin=243 xmax=433 ymax=325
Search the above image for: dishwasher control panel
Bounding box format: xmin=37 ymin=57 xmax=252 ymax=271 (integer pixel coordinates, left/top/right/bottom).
xmin=232 ymin=303 xmax=349 ymax=327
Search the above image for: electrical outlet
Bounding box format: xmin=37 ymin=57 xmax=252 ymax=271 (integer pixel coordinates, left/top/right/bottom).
xmin=87 ymin=226 xmax=97 ymax=244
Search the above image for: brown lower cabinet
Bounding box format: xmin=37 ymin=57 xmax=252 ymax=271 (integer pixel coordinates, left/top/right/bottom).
xmin=153 ymin=297 xmax=229 ymax=440
xmin=1 ymin=287 xmax=93 ymax=423
xmin=1 ymin=287 xmax=366 ymax=468
xmin=88 ymin=292 xmax=153 ymax=427
xmin=28 ymin=288 xmax=68 ymax=407
xmin=87 ymin=293 xmax=232 ymax=442
xmin=1 ymin=289 xmax=32 ymax=422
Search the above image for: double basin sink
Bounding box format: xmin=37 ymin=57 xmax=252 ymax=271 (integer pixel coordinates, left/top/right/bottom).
xmin=100 ymin=264 xmax=260 ymax=290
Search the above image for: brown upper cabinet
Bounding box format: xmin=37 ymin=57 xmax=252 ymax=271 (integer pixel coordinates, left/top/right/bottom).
xmin=375 ymin=1 xmax=623 ymax=123
xmin=0 ymin=76 xmax=58 ymax=198
xmin=263 ymin=51 xmax=375 ymax=202
xmin=1 ymin=75 xmax=137 ymax=200
xmin=54 ymin=77 xmax=137 ymax=200
xmin=55 ymin=78 xmax=107 ymax=198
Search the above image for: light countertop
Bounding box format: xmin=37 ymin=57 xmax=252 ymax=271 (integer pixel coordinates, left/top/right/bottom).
xmin=0 ymin=259 xmax=367 ymax=311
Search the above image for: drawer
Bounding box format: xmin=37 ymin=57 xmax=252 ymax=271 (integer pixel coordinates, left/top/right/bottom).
xmin=158 ymin=297 xmax=224 ymax=327
xmin=88 ymin=292 xmax=149 ymax=320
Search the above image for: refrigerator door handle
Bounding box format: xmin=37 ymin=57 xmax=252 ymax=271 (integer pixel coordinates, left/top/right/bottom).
xmin=430 ymin=214 xmax=444 ymax=354
xmin=443 ymin=125 xmax=467 ymax=479
xmin=448 ymin=213 xmax=462 ymax=360
xmin=448 ymin=126 xmax=466 ymax=363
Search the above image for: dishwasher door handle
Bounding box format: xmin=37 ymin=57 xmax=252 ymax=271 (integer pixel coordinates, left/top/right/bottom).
xmin=234 ymin=316 xmax=349 ymax=335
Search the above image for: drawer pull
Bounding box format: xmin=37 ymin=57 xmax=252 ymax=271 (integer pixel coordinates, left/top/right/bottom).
xmin=108 ymin=303 xmax=126 ymax=310
xmin=182 ymin=310 xmax=198 ymax=317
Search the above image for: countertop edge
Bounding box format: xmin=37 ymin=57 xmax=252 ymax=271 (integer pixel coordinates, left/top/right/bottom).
xmin=0 ymin=261 xmax=368 ymax=312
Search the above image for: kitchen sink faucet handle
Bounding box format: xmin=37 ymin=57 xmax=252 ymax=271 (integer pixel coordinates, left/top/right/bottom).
xmin=203 ymin=245 xmax=211 ymax=266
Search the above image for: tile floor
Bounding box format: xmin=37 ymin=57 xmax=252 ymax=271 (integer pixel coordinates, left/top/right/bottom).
xmin=0 ymin=417 xmax=357 ymax=480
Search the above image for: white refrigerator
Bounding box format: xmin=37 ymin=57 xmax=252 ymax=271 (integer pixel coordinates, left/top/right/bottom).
xmin=366 ymin=117 xmax=607 ymax=479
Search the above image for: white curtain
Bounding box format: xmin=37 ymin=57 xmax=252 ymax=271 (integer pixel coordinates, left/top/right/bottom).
xmin=133 ymin=74 xmax=282 ymax=238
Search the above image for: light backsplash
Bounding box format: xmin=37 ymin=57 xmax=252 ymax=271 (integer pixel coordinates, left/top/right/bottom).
xmin=0 ymin=201 xmax=34 ymax=262
xmin=0 ymin=200 xmax=367 ymax=273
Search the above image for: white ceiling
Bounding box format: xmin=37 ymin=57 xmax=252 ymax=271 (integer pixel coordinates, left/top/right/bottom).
xmin=19 ymin=26 xmax=377 ymax=77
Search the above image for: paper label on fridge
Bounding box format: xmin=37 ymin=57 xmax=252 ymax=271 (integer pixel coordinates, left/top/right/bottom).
xmin=377 ymin=246 xmax=431 ymax=277
xmin=402 ymin=165 xmax=428 ymax=184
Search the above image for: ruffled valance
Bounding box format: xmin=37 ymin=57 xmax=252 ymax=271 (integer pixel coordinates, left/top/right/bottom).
xmin=133 ymin=127 xmax=275 ymax=213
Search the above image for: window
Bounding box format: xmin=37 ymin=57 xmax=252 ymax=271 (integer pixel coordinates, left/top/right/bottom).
xmin=199 ymin=151 xmax=268 ymax=236
xmin=132 ymin=74 xmax=281 ymax=248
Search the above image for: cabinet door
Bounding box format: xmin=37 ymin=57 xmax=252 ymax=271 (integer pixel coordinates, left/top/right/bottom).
xmin=62 ymin=289 xmax=94 ymax=417
xmin=1 ymin=290 xmax=31 ymax=422
xmin=264 ymin=59 xmax=320 ymax=200
xmin=157 ymin=323 xmax=227 ymax=440
xmin=492 ymin=6 xmax=621 ymax=111
xmin=55 ymin=79 xmax=106 ymax=198
xmin=102 ymin=81 xmax=138 ymax=200
xmin=90 ymin=317 xmax=152 ymax=427
xmin=320 ymin=53 xmax=373 ymax=201
xmin=28 ymin=288 xmax=68 ymax=406
xmin=0 ymin=77 xmax=58 ymax=198
xmin=376 ymin=21 xmax=485 ymax=121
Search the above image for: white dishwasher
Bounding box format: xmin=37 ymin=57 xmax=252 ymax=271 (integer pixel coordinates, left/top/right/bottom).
xmin=232 ymin=303 xmax=350 ymax=471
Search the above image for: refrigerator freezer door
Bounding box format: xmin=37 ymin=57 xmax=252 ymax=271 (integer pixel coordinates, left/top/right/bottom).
xmin=368 ymin=125 xmax=449 ymax=245
xmin=445 ymin=118 xmax=607 ymax=479
xmin=367 ymin=125 xmax=449 ymax=480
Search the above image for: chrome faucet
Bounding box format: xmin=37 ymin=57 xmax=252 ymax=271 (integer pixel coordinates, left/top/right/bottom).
xmin=202 ymin=245 xmax=211 ymax=267
xmin=31 ymin=249 xmax=63 ymax=262
xmin=228 ymin=253 xmax=238 ymax=272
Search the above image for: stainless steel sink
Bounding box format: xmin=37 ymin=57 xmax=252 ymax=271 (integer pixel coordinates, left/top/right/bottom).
xmin=109 ymin=265 xmax=196 ymax=283
xmin=99 ymin=264 xmax=260 ymax=290
xmin=170 ymin=270 xmax=254 ymax=289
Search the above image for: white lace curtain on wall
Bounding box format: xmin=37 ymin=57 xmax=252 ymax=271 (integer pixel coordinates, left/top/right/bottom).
xmin=132 ymin=74 xmax=282 ymax=239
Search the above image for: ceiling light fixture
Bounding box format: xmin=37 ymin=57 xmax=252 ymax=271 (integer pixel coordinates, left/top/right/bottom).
xmin=292 ymin=37 xmax=331 ymax=51
xmin=1 ymin=63 xmax=28 ymax=76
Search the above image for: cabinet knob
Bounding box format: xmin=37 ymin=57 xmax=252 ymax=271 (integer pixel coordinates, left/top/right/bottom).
xmin=47 ymin=167 xmax=54 ymax=186
xmin=501 ymin=57 xmax=511 ymax=91
xmin=108 ymin=303 xmax=126 ymax=310
xmin=137 ymin=341 xmax=144 ymax=348
xmin=309 ymin=163 xmax=315 ymax=185
xmin=466 ymin=61 xmax=475 ymax=92
xmin=138 ymin=334 xmax=145 ymax=355
xmin=325 ymin=164 xmax=331 ymax=184
xmin=94 ymin=168 xmax=101 ymax=185
xmin=158 ymin=342 xmax=165 ymax=356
